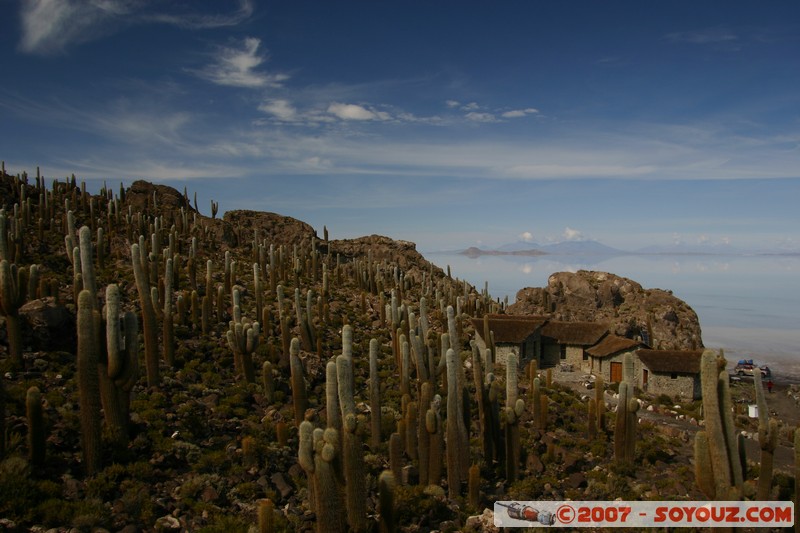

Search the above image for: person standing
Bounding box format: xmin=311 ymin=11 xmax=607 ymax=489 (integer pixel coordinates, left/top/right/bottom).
xmin=767 ymin=379 xmax=774 ymax=393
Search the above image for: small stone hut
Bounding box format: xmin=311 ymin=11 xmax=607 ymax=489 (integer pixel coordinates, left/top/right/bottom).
xmin=636 ymin=349 xmax=703 ymax=399
xmin=470 ymin=314 xmax=548 ymax=368
xmin=585 ymin=335 xmax=647 ymax=383
xmin=540 ymin=321 xmax=610 ymax=371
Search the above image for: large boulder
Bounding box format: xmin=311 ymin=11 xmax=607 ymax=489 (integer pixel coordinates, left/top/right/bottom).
xmin=508 ymin=270 xmax=702 ymax=350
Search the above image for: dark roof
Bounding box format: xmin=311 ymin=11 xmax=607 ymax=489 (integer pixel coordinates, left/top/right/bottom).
xmin=541 ymin=321 xmax=609 ymax=346
xmin=470 ymin=314 xmax=548 ymax=344
xmin=586 ymin=335 xmax=645 ymax=358
xmin=637 ymin=349 xmax=703 ymax=374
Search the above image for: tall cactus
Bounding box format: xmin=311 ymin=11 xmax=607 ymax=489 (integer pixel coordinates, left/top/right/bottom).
xmin=337 ymin=325 xmax=368 ymax=531
xmin=0 ymin=259 xmax=29 ymax=369
xmin=103 ymin=284 xmax=139 ymax=447
xmin=445 ymin=348 xmax=467 ymax=497
xmin=26 ymin=386 xmax=45 ymax=466
xmin=378 ymin=470 xmax=396 ymax=533
xmin=504 ymin=352 xmax=525 ymax=482
xmin=77 ymin=290 xmax=102 ymax=475
xmin=290 ymin=338 xmax=307 ymax=427
xmin=425 ymin=393 xmax=443 ymax=486
xmin=369 ymin=338 xmax=381 ymax=449
xmin=0 ymin=373 xmax=5 ymax=457
xmin=614 ymin=353 xmax=638 ymax=464
xmin=694 ymin=349 xmax=742 ymax=500
xmin=226 ymin=289 xmax=259 ymax=384
xmin=754 ymin=370 xmax=779 ymax=500
xmin=131 ymin=243 xmax=159 ymax=386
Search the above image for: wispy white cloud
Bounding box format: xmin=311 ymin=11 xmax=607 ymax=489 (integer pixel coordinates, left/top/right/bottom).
xmin=518 ymin=231 xmax=535 ymax=243
xmin=18 ymin=0 xmax=254 ymax=55
xmin=665 ymin=27 xmax=738 ymax=45
xmin=194 ymin=37 xmax=288 ymax=89
xmin=445 ymin=100 xmax=460 ymax=108
xmin=258 ymin=99 xmax=298 ymax=121
xmin=465 ymin=111 xmax=497 ymax=123
xmin=501 ymin=108 xmax=539 ymax=118
xmin=19 ymin=0 xmax=132 ymax=54
xmin=145 ymin=0 xmax=253 ymax=29
xmin=327 ymin=102 xmax=390 ymax=121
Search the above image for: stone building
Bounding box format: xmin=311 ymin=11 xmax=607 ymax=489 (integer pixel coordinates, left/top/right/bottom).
xmin=540 ymin=321 xmax=610 ymax=371
xmin=635 ymin=349 xmax=703 ymax=399
xmin=470 ymin=314 xmax=548 ymax=368
xmin=585 ymin=335 xmax=647 ymax=383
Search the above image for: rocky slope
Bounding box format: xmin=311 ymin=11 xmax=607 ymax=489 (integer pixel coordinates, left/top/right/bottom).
xmin=508 ymin=270 xmax=703 ymax=350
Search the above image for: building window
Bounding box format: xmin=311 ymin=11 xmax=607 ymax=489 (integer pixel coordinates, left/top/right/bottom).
xmin=560 ymin=345 xmax=567 ymax=360
xmin=671 ymin=372 xmax=678 ymax=379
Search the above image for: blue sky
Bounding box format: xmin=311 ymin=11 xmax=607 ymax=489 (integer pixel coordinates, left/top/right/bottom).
xmin=1 ymin=1 xmax=799 ymax=252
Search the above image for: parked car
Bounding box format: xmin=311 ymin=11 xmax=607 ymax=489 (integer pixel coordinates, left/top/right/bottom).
xmin=734 ymin=359 xmax=771 ymax=377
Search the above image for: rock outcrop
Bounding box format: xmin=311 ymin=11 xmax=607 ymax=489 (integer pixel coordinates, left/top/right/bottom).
xmin=507 ymin=270 xmax=702 ymax=350
xmin=222 ymin=210 xmax=317 ymax=247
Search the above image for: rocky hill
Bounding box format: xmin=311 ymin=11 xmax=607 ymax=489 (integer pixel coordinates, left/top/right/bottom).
xmin=508 ymin=270 xmax=703 ymax=350
xmin=5 ymin=168 xmax=791 ymax=533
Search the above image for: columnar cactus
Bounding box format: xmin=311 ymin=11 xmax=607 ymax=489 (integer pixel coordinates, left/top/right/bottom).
xmin=77 ymin=289 xmax=102 ymax=475
xmin=468 ymin=463 xmax=481 ymax=511
xmin=0 ymin=259 xmax=28 ymax=369
xmin=389 ymin=432 xmax=403 ymax=482
xmin=532 ymin=376 xmax=542 ymax=430
xmin=26 ymin=386 xmax=45 ymax=466
xmin=257 ymin=498 xmax=275 ymax=533
xmin=289 ymin=338 xmax=307 ymax=427
xmin=369 ymin=338 xmax=381 ymax=449
xmin=504 ymin=352 xmax=525 ymax=482
xmin=754 ymin=370 xmax=779 ymax=500
xmin=405 ymin=400 xmax=418 ymax=461
xmin=78 ymin=226 xmax=97 ymax=304
xmin=614 ymin=379 xmax=629 ymax=463
xmin=262 ymin=361 xmax=274 ymax=404
xmin=103 ymin=284 xmax=139 ymax=447
xmin=694 ymin=349 xmax=742 ymax=500
xmin=226 ymin=287 xmax=259 ymax=383
xmin=131 ymin=243 xmax=159 ymax=386
xmin=595 ymin=375 xmax=606 ymax=432
xmin=325 ymin=360 xmax=341 ymax=431
xmin=378 ymin=470 xmax=396 ymax=533
xmin=425 ymin=393 xmax=443 ymax=485
xmin=445 ymin=348 xmax=467 ymax=497
xmin=336 ymin=325 xmax=368 ymax=532
xmin=0 ymin=373 xmax=5 ymax=457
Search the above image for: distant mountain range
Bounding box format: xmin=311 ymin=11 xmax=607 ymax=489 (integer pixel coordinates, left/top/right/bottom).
xmin=458 ymin=239 xmax=800 ymax=257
